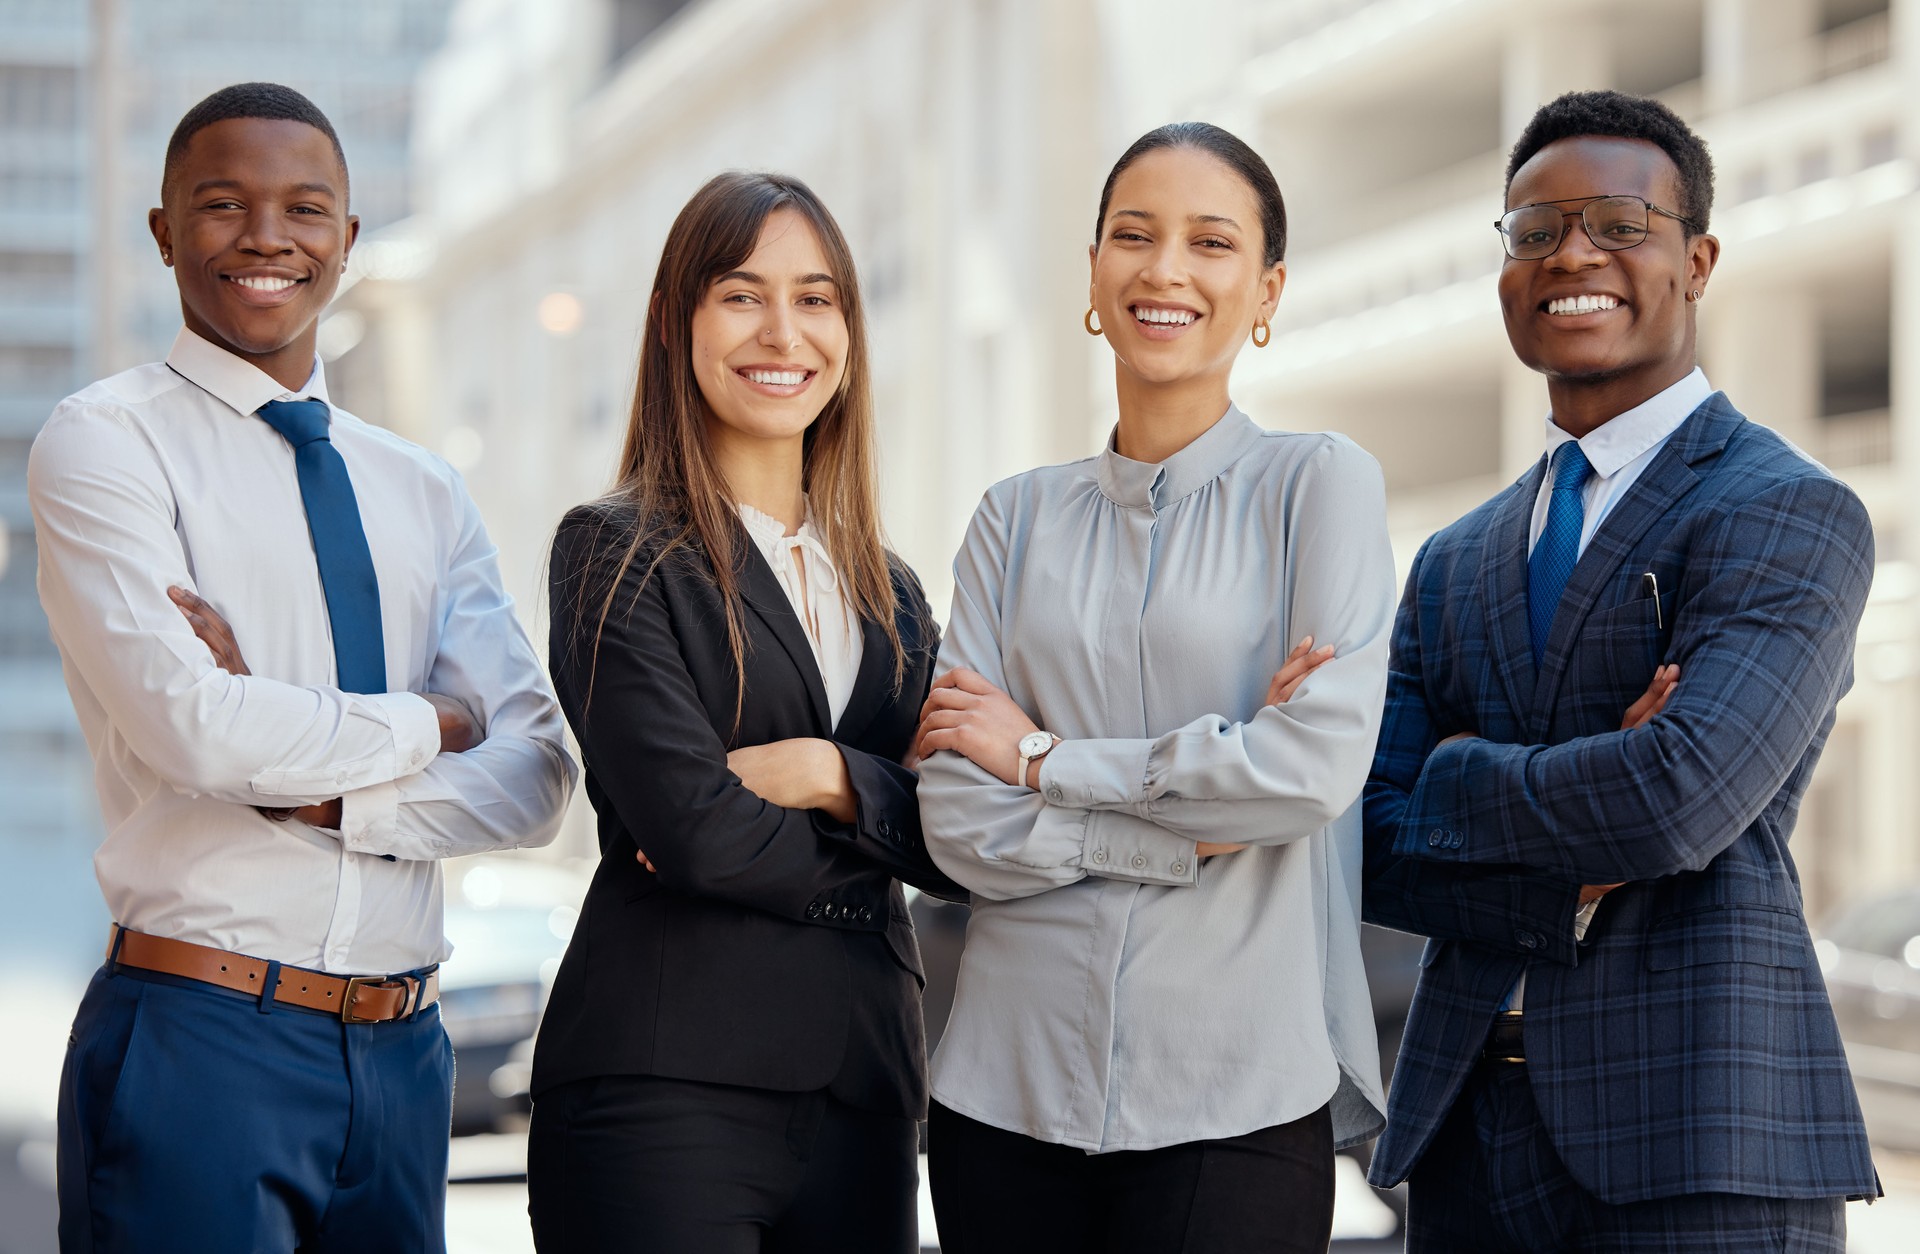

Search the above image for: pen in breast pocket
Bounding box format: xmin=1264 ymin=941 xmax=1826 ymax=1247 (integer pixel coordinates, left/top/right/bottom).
xmin=1642 ymin=571 xmax=1663 ymax=629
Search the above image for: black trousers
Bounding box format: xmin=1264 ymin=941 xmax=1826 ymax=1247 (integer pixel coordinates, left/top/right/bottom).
xmin=1407 ymin=1060 xmax=1847 ymax=1253
xmin=927 ymin=1100 xmax=1335 ymax=1254
xmin=526 ymin=1074 xmax=919 ymax=1254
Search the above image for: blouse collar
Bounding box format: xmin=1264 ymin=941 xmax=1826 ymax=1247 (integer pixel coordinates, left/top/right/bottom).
xmin=1096 ymin=404 xmax=1263 ymax=511
xmin=736 ymin=499 xmax=839 ymax=592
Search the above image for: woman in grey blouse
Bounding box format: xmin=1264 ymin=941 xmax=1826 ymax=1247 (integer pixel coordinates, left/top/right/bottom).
xmin=913 ymin=124 xmax=1396 ymax=1253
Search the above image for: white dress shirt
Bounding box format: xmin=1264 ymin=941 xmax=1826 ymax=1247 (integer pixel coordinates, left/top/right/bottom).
xmin=1511 ymin=367 xmax=1713 ymax=1008
xmin=736 ymin=500 xmax=863 ymax=727
xmin=28 ymin=328 xmax=576 ymax=974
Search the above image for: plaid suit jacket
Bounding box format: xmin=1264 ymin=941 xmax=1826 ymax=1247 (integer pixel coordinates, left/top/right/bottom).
xmin=1362 ymin=393 xmax=1880 ymax=1203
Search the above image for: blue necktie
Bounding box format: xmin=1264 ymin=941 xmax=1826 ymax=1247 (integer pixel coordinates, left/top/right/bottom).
xmin=257 ymin=399 xmax=387 ymax=693
xmin=1527 ymin=441 xmax=1593 ymax=666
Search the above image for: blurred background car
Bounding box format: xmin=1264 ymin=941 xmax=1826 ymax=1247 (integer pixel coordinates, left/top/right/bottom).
xmin=1818 ymin=884 xmax=1920 ymax=1153
xmin=439 ymin=854 xmax=592 ymax=1136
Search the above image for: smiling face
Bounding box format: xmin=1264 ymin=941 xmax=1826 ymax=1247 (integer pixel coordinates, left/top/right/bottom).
xmin=1498 ymin=135 xmax=1718 ymax=426
xmin=1090 ymin=146 xmax=1284 ymax=394
xmin=149 ymin=117 xmax=357 ymax=389
xmin=688 ymin=209 xmax=850 ymax=455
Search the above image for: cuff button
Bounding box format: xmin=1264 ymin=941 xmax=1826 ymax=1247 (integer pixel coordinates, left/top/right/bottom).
xmin=1092 ymin=849 xmax=1108 ymax=864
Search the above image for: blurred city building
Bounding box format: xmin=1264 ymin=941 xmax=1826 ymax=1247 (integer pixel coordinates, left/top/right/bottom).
xmin=339 ymin=0 xmax=1919 ymax=903
xmin=0 ymin=0 xmax=452 ymax=883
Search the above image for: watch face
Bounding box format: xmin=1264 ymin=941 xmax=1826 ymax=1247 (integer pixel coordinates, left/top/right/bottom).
xmin=1019 ymin=731 xmax=1053 ymax=757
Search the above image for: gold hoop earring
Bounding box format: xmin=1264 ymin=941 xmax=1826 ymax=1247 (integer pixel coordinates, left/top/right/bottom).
xmin=1251 ymin=318 xmax=1271 ymax=348
xmin=1084 ymin=306 xmax=1102 ymax=337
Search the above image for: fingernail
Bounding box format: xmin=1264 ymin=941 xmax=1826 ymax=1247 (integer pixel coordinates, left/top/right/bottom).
xmin=1298 ymin=635 xmax=1312 ymax=648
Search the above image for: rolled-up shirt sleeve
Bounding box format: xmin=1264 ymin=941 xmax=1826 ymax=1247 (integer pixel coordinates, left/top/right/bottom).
xmin=28 ymin=398 xmax=443 ymax=805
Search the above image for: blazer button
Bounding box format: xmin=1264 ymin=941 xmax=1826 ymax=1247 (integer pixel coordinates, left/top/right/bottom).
xmin=824 ymin=903 xmax=839 ymax=919
xmin=878 ymin=818 xmax=895 ymax=839
xmin=806 ymin=903 xmax=823 ymax=919
xmin=1428 ymin=830 xmax=1442 ymax=847
xmin=857 ymin=906 xmax=872 ymax=923
xmin=1516 ymin=930 xmax=1539 ymax=949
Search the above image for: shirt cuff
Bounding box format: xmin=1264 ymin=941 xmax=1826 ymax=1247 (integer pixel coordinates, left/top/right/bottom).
xmin=1078 ymin=810 xmax=1199 ymax=887
xmin=337 ymin=777 xmax=402 ymax=856
xmin=1035 ymin=738 xmax=1154 ymax=809
xmin=366 ymin=692 xmax=441 ymax=779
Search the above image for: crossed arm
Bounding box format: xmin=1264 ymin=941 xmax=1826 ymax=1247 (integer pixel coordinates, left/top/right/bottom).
xmin=1366 ymin=474 xmax=1873 ymax=942
xmin=915 ymin=442 xmax=1395 ymax=900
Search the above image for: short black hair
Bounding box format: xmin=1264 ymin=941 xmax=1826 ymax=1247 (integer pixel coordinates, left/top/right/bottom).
xmin=1505 ymin=90 xmax=1714 ymax=234
xmin=1096 ymin=122 xmax=1288 ymax=267
xmin=162 ymin=82 xmax=348 ymax=202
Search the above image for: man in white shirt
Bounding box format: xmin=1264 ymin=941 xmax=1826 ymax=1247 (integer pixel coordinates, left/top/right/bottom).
xmin=29 ymin=82 xmax=575 ymax=1253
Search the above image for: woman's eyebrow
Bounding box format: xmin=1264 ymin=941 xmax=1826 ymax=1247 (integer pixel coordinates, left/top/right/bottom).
xmin=1109 ymin=208 xmax=1242 ymax=229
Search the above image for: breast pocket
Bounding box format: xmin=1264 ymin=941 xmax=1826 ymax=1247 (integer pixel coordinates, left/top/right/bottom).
xmin=1576 ymin=598 xmax=1666 ymax=699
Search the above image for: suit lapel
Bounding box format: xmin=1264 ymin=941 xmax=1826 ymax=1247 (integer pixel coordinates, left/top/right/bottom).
xmin=1483 ymin=467 xmax=1544 ymax=725
xmin=832 ymin=614 xmax=894 ymax=742
xmin=1527 ymin=395 xmax=1744 ymax=734
xmin=738 ymin=539 xmax=833 ymax=733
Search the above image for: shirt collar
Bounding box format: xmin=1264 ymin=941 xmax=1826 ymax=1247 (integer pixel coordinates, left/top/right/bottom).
xmin=166 ymin=326 xmax=330 ymax=419
xmin=1542 ymin=367 xmax=1711 ymax=479
xmin=1097 ymin=404 xmax=1262 ymax=510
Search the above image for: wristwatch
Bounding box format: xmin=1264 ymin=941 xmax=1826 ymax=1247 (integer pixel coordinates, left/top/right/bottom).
xmin=1017 ymin=731 xmax=1060 ymax=789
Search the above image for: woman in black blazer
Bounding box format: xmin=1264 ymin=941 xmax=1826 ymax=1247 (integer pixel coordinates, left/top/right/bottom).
xmin=527 ymin=171 xmax=964 ymax=1254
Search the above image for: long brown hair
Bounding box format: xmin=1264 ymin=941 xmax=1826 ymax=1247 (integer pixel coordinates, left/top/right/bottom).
xmin=581 ymin=170 xmax=904 ymax=727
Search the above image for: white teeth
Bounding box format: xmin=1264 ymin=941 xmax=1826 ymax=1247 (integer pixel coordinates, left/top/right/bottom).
xmin=744 ymin=370 xmax=807 ymax=386
xmin=232 ymin=275 xmax=298 ymax=292
xmin=1547 ymin=294 xmax=1619 ymax=315
xmin=1133 ymin=306 xmax=1196 ymax=325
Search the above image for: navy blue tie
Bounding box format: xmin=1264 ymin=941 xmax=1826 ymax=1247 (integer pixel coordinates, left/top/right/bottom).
xmin=1527 ymin=441 xmax=1593 ymax=666
xmin=257 ymin=399 xmax=387 ymax=693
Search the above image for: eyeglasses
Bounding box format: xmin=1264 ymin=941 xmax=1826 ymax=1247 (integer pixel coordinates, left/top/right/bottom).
xmin=1495 ymin=195 xmax=1698 ymax=261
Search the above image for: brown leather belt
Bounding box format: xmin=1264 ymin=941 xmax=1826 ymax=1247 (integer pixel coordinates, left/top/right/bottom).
xmin=1484 ymin=1010 xmax=1525 ymax=1064
xmin=108 ymin=926 xmax=438 ymax=1024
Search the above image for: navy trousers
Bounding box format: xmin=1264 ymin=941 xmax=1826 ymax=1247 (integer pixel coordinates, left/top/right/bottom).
xmin=57 ymin=963 xmax=454 ymax=1254
xmin=1407 ymin=1060 xmax=1847 ymax=1253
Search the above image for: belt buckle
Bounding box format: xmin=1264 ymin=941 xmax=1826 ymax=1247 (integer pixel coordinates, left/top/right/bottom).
xmin=341 ymin=975 xmax=399 ymax=1024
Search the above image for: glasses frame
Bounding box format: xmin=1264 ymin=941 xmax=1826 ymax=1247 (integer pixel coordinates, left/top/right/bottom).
xmin=1494 ymin=195 xmax=1700 ymax=261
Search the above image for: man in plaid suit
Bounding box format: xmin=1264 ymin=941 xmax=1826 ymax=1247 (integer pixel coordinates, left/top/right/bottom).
xmin=1363 ymin=90 xmax=1880 ymax=1251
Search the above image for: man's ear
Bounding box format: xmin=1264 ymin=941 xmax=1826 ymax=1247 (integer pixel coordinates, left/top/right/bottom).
xmin=1687 ymin=233 xmax=1720 ymax=299
xmin=341 ymin=214 xmax=361 ymax=272
xmin=149 ymin=207 xmax=172 ymax=265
